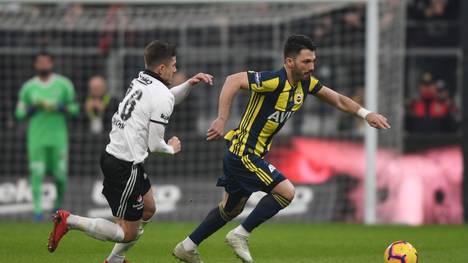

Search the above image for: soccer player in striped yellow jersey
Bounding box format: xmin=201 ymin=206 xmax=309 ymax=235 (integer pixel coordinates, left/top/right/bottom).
xmin=173 ymin=35 xmax=390 ymax=263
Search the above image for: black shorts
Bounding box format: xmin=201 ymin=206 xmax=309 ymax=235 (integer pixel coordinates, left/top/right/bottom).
xmin=217 ymin=149 xmax=286 ymax=197
xmin=100 ymin=151 xmax=151 ymax=221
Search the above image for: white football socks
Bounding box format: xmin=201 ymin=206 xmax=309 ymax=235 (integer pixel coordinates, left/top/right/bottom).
xmin=233 ymin=224 xmax=250 ymax=237
xmin=67 ymin=214 xmax=124 ymax=242
xmin=106 ymin=220 xmax=149 ymax=263
xmin=182 ymin=237 xmax=198 ymax=251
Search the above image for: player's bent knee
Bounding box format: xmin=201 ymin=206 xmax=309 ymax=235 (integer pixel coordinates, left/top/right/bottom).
xmin=117 ymin=221 xmax=140 ymax=243
xmin=218 ymin=204 xmax=242 ymax=221
xmin=143 ymin=205 xmax=156 ymax=220
xmin=273 ymin=180 xmax=295 ymax=202
xmin=142 ymin=210 xmax=155 ymax=221
xmin=122 ymin=229 xmax=139 ymax=243
xmin=284 ymin=187 xmax=295 ymax=202
xmin=225 ymin=207 xmax=243 ymax=219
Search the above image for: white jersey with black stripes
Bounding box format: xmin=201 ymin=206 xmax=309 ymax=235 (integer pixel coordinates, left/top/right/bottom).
xmin=106 ymin=70 xmax=174 ymax=163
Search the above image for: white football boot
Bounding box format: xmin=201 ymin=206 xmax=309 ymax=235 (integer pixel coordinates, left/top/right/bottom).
xmin=225 ymin=229 xmax=253 ymax=263
xmin=173 ymin=242 xmax=204 ymax=263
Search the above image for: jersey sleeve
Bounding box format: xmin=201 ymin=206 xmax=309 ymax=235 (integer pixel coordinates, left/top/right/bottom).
xmin=148 ymin=121 xmax=174 ymax=155
xmin=246 ymin=70 xmax=279 ymax=93
xmin=63 ymin=77 xmax=79 ymax=116
xmin=308 ymin=76 xmax=323 ymax=95
xmin=150 ymin=96 xmax=174 ymax=126
xmin=15 ymin=83 xmax=30 ymax=120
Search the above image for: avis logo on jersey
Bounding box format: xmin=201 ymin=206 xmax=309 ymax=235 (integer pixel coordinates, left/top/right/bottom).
xmin=268 ymin=110 xmax=293 ymax=124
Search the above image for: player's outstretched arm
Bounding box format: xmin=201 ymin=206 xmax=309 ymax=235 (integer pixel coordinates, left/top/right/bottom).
xmin=170 ymin=73 xmax=213 ymax=105
xmin=148 ymin=122 xmax=181 ymax=155
xmin=206 ymin=72 xmax=249 ymax=141
xmin=315 ymin=86 xmax=391 ymax=129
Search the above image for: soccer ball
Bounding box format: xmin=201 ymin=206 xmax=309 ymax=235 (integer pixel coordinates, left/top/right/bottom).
xmin=384 ymin=241 xmax=418 ymax=263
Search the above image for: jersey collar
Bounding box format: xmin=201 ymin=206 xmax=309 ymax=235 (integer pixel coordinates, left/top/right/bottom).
xmin=142 ymin=69 xmax=170 ymax=87
xmin=35 ymin=73 xmax=56 ymax=87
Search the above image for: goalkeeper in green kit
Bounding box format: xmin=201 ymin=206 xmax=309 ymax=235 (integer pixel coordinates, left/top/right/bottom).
xmin=15 ymin=52 xmax=79 ymax=221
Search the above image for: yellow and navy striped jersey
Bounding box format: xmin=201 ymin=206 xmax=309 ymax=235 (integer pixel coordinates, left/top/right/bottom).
xmin=225 ymin=67 xmax=322 ymax=158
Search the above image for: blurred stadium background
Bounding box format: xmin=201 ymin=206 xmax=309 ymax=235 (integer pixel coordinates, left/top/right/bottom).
xmin=0 ymin=0 xmax=465 ymax=228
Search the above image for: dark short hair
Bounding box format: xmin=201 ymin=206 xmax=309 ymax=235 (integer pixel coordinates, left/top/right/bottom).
xmin=144 ymin=40 xmax=177 ymax=69
xmin=283 ymin=35 xmax=316 ymax=59
xmin=35 ymin=51 xmax=53 ymax=61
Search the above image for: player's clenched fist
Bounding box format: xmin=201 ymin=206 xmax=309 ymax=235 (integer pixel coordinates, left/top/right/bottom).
xmin=168 ymin=136 xmax=181 ymax=153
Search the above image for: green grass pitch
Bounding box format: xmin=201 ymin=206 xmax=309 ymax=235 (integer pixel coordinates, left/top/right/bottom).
xmin=1 ymin=222 xmax=467 ymax=262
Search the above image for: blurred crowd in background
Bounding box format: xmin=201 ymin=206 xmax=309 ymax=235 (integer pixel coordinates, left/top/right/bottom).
xmin=0 ymin=0 xmax=463 ymax=224
xmin=0 ymin=0 xmax=461 ymax=138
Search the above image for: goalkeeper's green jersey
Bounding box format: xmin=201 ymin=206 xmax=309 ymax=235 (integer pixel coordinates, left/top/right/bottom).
xmin=15 ymin=74 xmax=79 ymax=148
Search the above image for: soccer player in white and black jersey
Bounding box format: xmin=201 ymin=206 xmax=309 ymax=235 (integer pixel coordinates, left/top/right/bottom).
xmin=47 ymin=40 xmax=213 ymax=263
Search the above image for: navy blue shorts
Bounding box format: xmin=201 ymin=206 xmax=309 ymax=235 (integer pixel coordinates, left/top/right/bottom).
xmin=217 ymin=150 xmax=286 ymax=197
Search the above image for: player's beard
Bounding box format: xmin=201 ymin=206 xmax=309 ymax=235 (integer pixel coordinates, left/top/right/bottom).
xmin=37 ymin=69 xmax=52 ymax=78
xmin=293 ymin=62 xmax=311 ymax=81
xmin=294 ymin=69 xmax=310 ymax=81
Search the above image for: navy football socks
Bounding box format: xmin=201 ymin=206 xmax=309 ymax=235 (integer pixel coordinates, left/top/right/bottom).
xmin=189 ymin=206 xmax=228 ymax=245
xmin=242 ymin=193 xmax=290 ymax=232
